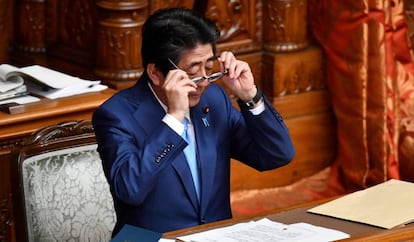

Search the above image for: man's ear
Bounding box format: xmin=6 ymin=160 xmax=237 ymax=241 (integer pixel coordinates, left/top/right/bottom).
xmin=147 ymin=64 xmax=164 ymax=86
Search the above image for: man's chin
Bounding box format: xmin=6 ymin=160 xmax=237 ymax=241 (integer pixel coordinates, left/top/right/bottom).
xmin=189 ymin=96 xmax=201 ymax=107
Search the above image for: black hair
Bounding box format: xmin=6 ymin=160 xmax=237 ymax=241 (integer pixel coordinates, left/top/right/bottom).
xmin=141 ymin=8 xmax=220 ymax=76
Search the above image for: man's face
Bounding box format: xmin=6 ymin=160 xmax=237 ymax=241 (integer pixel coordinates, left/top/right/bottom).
xmin=176 ymin=44 xmax=217 ymax=107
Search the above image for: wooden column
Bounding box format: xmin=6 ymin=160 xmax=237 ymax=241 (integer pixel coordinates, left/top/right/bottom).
xmin=94 ymin=0 xmax=149 ymax=90
xmin=263 ymin=0 xmax=308 ymax=53
xmin=262 ymin=0 xmax=324 ymax=99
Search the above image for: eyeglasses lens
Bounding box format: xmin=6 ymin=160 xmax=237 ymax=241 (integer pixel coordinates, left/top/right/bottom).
xmin=192 ymin=72 xmax=225 ymax=84
xmin=207 ymin=73 xmax=223 ymax=82
xmin=168 ymin=58 xmax=228 ymax=84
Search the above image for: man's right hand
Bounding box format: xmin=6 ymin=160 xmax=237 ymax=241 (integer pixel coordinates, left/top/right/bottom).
xmin=163 ymin=69 xmax=197 ymax=121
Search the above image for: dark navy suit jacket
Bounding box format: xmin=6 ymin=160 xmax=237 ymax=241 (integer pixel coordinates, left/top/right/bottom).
xmin=92 ymin=75 xmax=295 ymax=236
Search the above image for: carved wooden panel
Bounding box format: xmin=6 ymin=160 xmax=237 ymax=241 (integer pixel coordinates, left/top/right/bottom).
xmin=148 ymin=0 xmax=262 ymax=56
xmin=149 ymin=0 xmax=194 ymax=12
xmin=263 ymin=46 xmax=324 ymax=97
xmin=7 ymin=0 xmax=319 ymax=96
xmin=263 ymin=0 xmax=308 ymax=53
xmin=46 ymin=0 xmax=96 ymax=67
xmin=208 ymin=0 xmax=262 ymax=54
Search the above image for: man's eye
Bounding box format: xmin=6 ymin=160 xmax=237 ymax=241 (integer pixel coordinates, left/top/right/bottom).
xmin=205 ymin=67 xmax=214 ymax=75
xmin=187 ymin=64 xmax=214 ymax=76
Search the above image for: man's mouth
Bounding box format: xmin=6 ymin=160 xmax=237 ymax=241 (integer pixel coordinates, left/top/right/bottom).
xmin=189 ymin=93 xmax=201 ymax=98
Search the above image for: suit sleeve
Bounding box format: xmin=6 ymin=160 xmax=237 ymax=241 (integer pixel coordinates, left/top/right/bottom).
xmin=231 ymin=93 xmax=296 ymax=171
xmin=92 ymin=101 xmax=187 ymax=206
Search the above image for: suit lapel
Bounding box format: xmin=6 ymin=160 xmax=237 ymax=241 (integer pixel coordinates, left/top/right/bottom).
xmin=131 ymin=80 xmax=202 ymax=211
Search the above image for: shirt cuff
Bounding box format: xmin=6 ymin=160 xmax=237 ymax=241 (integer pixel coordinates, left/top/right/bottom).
xmin=249 ymin=101 xmax=265 ymax=115
xmin=163 ymin=114 xmax=185 ymax=135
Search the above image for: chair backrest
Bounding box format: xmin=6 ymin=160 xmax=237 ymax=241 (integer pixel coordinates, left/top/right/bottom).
xmin=12 ymin=120 xmax=116 ymax=242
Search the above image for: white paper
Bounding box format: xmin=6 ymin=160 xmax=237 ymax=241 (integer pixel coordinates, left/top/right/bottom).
xmin=19 ymin=65 xmax=91 ymax=89
xmin=28 ymin=81 xmax=107 ymax=99
xmin=0 ymin=95 xmax=41 ymax=105
xmin=0 ymin=64 xmax=108 ymax=99
xmin=176 ymin=218 xmax=349 ymax=242
xmin=290 ymin=223 xmax=350 ymax=242
xmin=0 ymin=85 xmax=27 ymax=100
xmin=0 ymin=64 xmax=25 ymax=93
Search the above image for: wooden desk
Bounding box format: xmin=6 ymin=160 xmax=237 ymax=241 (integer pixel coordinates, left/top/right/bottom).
xmin=164 ymin=199 xmax=414 ymax=241
xmin=0 ymin=89 xmax=116 ymax=242
xmin=0 ymin=89 xmax=115 ymax=143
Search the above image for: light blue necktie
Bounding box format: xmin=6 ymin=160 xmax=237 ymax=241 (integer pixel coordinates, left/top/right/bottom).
xmin=182 ymin=118 xmax=200 ymax=200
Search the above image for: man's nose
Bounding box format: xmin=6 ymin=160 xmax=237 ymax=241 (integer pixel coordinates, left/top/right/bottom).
xmin=195 ymin=69 xmax=209 ymax=86
xmin=199 ymin=68 xmax=208 ymax=77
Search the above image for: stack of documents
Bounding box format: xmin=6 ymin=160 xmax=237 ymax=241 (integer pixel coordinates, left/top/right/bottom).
xmin=0 ymin=64 xmax=28 ymax=101
xmin=174 ymin=218 xmax=349 ymax=242
xmin=111 ymin=219 xmax=349 ymax=242
xmin=0 ymin=64 xmax=107 ymax=100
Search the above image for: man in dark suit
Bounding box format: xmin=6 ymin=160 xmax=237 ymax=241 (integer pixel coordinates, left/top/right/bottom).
xmin=92 ymin=7 xmax=295 ymax=237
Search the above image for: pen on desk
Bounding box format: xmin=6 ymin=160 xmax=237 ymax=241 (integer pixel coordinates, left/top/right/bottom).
xmin=88 ymin=82 xmax=100 ymax=88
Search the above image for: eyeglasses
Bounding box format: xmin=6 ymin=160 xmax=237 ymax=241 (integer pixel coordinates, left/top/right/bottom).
xmin=168 ymin=58 xmax=228 ymax=84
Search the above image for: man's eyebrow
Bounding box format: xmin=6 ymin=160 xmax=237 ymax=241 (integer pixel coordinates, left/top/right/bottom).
xmin=185 ymin=56 xmax=217 ymax=69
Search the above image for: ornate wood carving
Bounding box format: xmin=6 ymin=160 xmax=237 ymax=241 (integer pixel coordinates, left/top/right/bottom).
xmin=263 ymin=0 xmax=308 ymax=53
xmin=57 ymin=1 xmax=94 ymax=48
xmin=23 ymin=120 xmax=95 ymax=146
xmin=260 ymin=0 xmax=324 ymax=99
xmin=94 ymin=0 xmax=149 ymax=89
xmin=45 ymin=0 xmax=96 ymax=67
xmin=149 ymin=0 xmax=194 ymax=13
xmin=208 ymin=0 xmax=262 ymax=54
xmin=14 ymin=0 xmax=46 ymax=53
xmin=6 ymin=0 xmax=325 ymax=94
xmin=262 ymin=46 xmax=325 ymax=97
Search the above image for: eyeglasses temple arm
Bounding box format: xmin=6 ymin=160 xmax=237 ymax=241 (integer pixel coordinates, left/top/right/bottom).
xmin=167 ymin=58 xmax=180 ymax=69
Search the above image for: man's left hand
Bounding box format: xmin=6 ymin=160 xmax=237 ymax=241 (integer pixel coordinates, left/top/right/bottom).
xmin=218 ymin=51 xmax=257 ymax=101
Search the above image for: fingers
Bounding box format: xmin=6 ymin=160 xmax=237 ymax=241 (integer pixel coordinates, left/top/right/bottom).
xmin=218 ymin=51 xmax=250 ymax=80
xmin=164 ymin=69 xmax=197 ymax=93
xmin=163 ymin=69 xmax=196 ymax=119
xmin=217 ymin=51 xmax=255 ymax=98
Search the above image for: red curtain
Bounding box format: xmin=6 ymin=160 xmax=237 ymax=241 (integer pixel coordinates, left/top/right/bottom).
xmin=308 ymin=0 xmax=414 ymax=192
xmin=230 ymin=0 xmax=414 ymax=217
